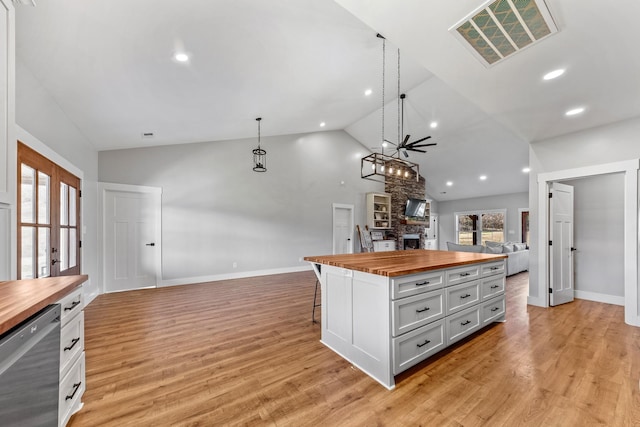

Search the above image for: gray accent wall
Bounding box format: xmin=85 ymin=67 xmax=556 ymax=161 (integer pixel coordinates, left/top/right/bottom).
xmin=437 ymin=192 xmax=528 ymax=250
xmin=99 ymin=130 xmax=384 ymax=282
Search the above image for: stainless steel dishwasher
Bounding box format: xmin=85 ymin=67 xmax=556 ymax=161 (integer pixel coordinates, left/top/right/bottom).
xmin=0 ymin=304 xmax=61 ymax=427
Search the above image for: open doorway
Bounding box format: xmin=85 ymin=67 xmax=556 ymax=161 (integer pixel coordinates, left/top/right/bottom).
xmin=535 ymin=159 xmax=639 ymax=327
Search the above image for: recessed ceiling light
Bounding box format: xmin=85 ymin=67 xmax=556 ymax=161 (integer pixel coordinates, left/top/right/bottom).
xmin=381 ymin=141 xmax=388 ymax=148
xmin=430 ymin=121 xmax=438 ymax=129
xmin=364 ymin=89 xmax=373 ymax=96
xmin=479 ymin=175 xmax=487 ymax=181
xmin=446 ymin=181 xmax=453 ymax=186
xmin=319 ymin=122 xmax=326 ymax=127
xmin=174 ymin=53 xmax=189 ymax=62
xmin=543 ymin=68 xmax=565 ymax=80
xmin=522 ymin=167 xmax=530 ymax=173
xmin=565 ymin=107 xmax=585 ymax=116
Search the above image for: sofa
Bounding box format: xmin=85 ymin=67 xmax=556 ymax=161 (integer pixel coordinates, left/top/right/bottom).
xmin=446 ymin=241 xmax=529 ymax=276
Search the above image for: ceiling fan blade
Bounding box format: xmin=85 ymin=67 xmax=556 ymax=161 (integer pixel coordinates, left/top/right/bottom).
xmin=400 ymin=134 xmax=410 ymax=147
xmin=407 ymin=135 xmax=432 ymax=145
xmin=410 ymin=143 xmax=437 ymax=148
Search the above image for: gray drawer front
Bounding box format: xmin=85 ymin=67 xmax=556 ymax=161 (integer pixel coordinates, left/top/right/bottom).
xmin=481 ymin=260 xmax=506 ymax=277
xmin=392 ymin=290 xmax=445 ymax=337
xmin=393 ymin=319 xmax=446 ymax=374
xmin=392 ymin=271 xmax=444 ymax=300
xmin=446 ymin=264 xmax=481 ymax=286
xmin=481 ymin=276 xmax=505 ymax=300
xmin=445 ymin=280 xmax=481 ymax=315
xmin=446 ymin=305 xmax=482 ymax=345
xmin=482 ymin=295 xmax=506 ymax=325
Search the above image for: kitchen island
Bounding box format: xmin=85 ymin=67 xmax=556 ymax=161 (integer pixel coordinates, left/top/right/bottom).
xmin=304 ymin=250 xmax=507 ymax=389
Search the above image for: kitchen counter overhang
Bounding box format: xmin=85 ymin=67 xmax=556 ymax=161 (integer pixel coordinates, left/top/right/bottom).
xmin=0 ymin=275 xmax=88 ymax=335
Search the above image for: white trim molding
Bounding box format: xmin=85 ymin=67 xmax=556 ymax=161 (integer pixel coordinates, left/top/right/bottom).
xmin=159 ymin=265 xmax=313 ymax=288
xmin=534 ymin=159 xmax=639 ymax=327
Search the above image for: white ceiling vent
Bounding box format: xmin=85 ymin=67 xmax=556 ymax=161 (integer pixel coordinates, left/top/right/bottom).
xmin=450 ymin=0 xmax=557 ymax=67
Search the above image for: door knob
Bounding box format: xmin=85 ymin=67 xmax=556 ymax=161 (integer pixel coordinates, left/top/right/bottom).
xmin=51 ymin=259 xmax=59 ymax=265
xmin=570 ymin=247 xmax=577 ymax=251
xmin=146 ymin=243 xmax=155 ymax=246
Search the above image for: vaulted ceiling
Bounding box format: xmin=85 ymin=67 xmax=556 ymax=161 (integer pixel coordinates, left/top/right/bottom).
xmin=15 ymin=0 xmax=640 ymax=200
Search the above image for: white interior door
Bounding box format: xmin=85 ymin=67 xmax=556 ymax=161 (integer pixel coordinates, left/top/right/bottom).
xmin=549 ymin=182 xmax=575 ymax=306
xmin=332 ymin=204 xmax=354 ymax=255
xmin=103 ymin=187 xmax=160 ymax=293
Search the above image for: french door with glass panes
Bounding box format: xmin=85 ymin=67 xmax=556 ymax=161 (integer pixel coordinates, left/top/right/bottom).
xmin=18 ymin=142 xmax=81 ymax=278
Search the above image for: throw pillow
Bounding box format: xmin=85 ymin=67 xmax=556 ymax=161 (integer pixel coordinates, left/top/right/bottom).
xmin=483 ymin=245 xmax=502 ymax=254
xmin=485 ymin=241 xmax=503 ymax=248
xmin=502 ymin=244 xmax=514 ymax=253
xmin=514 ymin=243 xmax=527 ymax=251
xmin=447 ymin=242 xmax=484 ymax=253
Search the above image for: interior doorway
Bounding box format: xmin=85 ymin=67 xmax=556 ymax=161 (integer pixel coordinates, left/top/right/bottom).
xmin=535 ymin=159 xmax=639 ymax=326
xmin=99 ymin=182 xmax=162 ymax=293
xmin=332 ymin=204 xmax=354 ymax=255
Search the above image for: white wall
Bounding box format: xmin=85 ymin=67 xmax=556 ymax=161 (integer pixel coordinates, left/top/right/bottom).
xmin=437 ymin=192 xmax=528 ymax=250
xmin=15 ymin=59 xmax=100 ymax=302
xmin=99 ymin=130 xmax=383 ymax=283
xmin=562 ymin=174 xmax=624 ymax=304
xmin=529 ymin=116 xmax=640 ymax=325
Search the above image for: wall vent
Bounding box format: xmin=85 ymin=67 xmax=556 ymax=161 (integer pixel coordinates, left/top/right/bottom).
xmin=450 ymin=0 xmax=557 ymax=67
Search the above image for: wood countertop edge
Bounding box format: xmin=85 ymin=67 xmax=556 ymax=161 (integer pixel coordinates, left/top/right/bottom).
xmin=304 ymin=251 xmax=507 ymax=277
xmin=0 ymin=274 xmax=89 ymax=335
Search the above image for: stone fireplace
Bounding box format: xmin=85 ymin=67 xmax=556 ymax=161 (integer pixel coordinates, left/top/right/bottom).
xmin=384 ymin=160 xmax=427 ymax=250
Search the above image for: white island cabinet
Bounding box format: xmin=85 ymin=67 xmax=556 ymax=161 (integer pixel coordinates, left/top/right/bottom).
xmin=305 ymin=250 xmax=506 ymax=389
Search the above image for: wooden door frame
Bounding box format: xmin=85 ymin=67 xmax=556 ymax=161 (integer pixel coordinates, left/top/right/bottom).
xmin=534 ymin=159 xmax=639 ymax=327
xmin=98 ymin=182 xmax=162 ymax=294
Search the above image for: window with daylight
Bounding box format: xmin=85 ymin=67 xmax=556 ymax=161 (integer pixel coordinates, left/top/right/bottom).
xmin=18 ymin=142 xmax=81 ymax=279
xmin=456 ymin=210 xmax=506 ymax=245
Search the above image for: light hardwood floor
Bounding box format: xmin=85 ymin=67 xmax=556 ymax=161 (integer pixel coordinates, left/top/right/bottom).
xmin=69 ymin=271 xmax=640 ymax=426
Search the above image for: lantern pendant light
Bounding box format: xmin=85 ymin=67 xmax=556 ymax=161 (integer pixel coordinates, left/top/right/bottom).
xmin=252 ymin=117 xmax=266 ymax=172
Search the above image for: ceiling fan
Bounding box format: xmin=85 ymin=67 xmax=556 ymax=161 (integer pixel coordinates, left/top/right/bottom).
xmin=387 ymin=93 xmax=437 ymax=158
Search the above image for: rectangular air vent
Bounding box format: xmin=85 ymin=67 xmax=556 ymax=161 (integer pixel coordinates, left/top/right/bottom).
xmin=450 ymin=0 xmax=557 ymax=67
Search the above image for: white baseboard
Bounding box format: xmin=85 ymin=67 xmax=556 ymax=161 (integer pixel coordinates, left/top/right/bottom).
xmin=575 ymin=290 xmax=624 ymax=306
xmin=158 ymin=265 xmax=314 ymax=288
xmin=527 ymin=295 xmax=547 ymax=307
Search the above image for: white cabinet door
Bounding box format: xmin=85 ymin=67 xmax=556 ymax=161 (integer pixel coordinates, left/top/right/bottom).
xmin=0 ymin=0 xmax=15 ymax=204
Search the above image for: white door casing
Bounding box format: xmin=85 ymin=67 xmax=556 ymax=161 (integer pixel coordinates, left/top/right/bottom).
xmin=549 ymin=182 xmax=575 ymax=306
xmin=100 ymin=183 xmax=161 ymax=293
xmin=332 ymin=203 xmax=354 ymax=255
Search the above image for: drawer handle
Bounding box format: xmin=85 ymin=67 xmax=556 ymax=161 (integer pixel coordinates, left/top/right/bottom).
xmin=416 ymin=307 xmax=430 ymax=313
xmin=415 ymin=281 xmax=431 ymax=286
xmin=65 ymin=382 xmax=82 ymax=401
xmin=416 ymin=339 xmax=431 ymax=348
xmin=491 ymin=307 xmax=500 ymax=312
xmin=64 ymin=337 xmax=81 ymax=351
xmin=460 ymin=294 xmax=471 ymax=299
xmin=64 ymin=300 xmax=81 ymax=311
xmin=491 ymin=266 xmax=500 ymax=270
xmin=460 ymin=273 xmax=471 ymax=277
xmin=461 ymin=320 xmax=471 ymax=326
xmin=490 ymin=285 xmax=500 ymax=289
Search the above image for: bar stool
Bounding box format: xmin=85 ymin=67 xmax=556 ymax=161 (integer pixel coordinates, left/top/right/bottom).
xmin=312 ymin=279 xmax=320 ymax=323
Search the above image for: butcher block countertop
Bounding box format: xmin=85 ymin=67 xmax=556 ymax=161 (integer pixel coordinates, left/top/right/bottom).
xmin=0 ymin=275 xmax=88 ymax=335
xmin=304 ymin=250 xmax=506 ymax=277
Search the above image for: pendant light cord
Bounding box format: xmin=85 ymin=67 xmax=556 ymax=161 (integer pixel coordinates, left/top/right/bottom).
xmin=381 ymin=37 xmax=386 ymax=154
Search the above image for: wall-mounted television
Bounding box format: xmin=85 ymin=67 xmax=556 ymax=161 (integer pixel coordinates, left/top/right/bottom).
xmin=405 ymin=198 xmax=427 ymax=219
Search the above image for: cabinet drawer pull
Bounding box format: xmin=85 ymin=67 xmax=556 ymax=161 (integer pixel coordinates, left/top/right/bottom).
xmin=491 ymin=307 xmax=500 ymax=312
xmin=460 ymin=294 xmax=471 ymax=299
xmin=490 ymin=266 xmax=500 ymax=270
xmin=490 ymin=285 xmax=500 ymax=289
xmin=65 ymin=382 xmax=82 ymax=401
xmin=460 ymin=320 xmax=471 ymax=326
xmin=416 ymin=307 xmax=430 ymax=313
xmin=416 ymin=339 xmax=431 ymax=348
xmin=64 ymin=337 xmax=81 ymax=351
xmin=459 ymin=273 xmax=471 ymax=277
xmin=415 ymin=281 xmax=431 ymax=286
xmin=64 ymin=300 xmax=81 ymax=311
